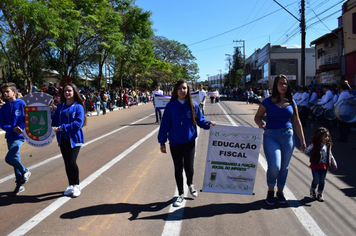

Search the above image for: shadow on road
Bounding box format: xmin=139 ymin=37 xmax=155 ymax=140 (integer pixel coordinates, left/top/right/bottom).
xmin=59 ymin=197 xmax=316 ymax=221
xmin=60 ymin=199 xmax=172 ymax=221
xmin=0 ymin=191 xmax=63 ymax=206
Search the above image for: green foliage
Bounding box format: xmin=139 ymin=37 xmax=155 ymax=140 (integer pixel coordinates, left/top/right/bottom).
xmin=0 ymin=0 xmax=198 ymax=91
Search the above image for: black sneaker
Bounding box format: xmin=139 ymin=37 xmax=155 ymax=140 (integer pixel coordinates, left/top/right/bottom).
xmin=276 ymin=191 xmax=287 ymax=204
xmin=12 ymin=185 xmax=25 ymax=196
xmin=310 ymin=189 xmax=316 ymax=199
xmin=266 ymin=191 xmax=275 ymax=205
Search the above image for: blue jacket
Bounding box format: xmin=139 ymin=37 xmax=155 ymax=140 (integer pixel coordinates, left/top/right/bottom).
xmin=52 ymin=102 xmax=85 ymax=147
xmin=158 ymin=99 xmax=211 ymax=146
xmin=0 ymin=99 xmax=26 ymax=142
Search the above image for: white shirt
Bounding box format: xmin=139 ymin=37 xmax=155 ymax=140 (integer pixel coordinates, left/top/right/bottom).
xmin=336 ymin=90 xmax=351 ymax=104
xmin=264 ymin=90 xmax=269 ymax=98
xmin=153 ymin=89 xmax=163 ymax=95
xmin=293 ymin=92 xmax=301 ymax=102
xmin=317 ymin=90 xmax=333 ymax=109
xmin=199 ymin=89 xmax=206 ymax=103
xmin=308 ymin=92 xmax=318 ymax=104
xmin=332 ymin=94 xmax=339 ymax=105
xmin=299 ymin=92 xmax=309 ymax=107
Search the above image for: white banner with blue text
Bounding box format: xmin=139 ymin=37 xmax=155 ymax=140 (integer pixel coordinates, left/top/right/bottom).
xmin=202 ymin=124 xmax=263 ymax=195
xmin=154 ymin=92 xmax=202 ymax=110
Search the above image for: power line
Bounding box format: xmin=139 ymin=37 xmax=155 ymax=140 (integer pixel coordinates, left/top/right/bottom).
xmin=188 ymin=2 xmax=298 ymax=47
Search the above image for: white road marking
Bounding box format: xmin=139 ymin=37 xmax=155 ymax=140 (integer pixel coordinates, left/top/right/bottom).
xmin=9 ymin=123 xmax=159 ymax=236
xmin=0 ymin=115 xmax=153 ymax=184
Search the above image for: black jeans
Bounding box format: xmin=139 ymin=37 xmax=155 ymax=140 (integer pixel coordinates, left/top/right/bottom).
xmin=60 ymin=139 xmax=81 ymax=185
xmin=169 ymin=140 xmax=196 ymax=195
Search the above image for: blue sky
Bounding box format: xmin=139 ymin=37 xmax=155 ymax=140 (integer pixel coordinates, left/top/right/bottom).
xmin=136 ymin=0 xmax=346 ymax=81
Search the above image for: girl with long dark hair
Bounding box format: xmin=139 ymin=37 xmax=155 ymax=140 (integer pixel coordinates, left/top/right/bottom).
xmin=158 ymin=80 xmax=215 ymax=207
xmin=255 ymin=75 xmax=306 ymax=205
xmin=52 ymin=83 xmax=86 ymax=197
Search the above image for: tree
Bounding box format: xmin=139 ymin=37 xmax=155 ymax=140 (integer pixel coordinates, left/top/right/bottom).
xmin=0 ymin=0 xmax=68 ymax=88
xmin=110 ymin=1 xmax=154 ymax=105
xmin=152 ymin=36 xmax=199 ymax=86
xmin=229 ymin=47 xmax=245 ymax=88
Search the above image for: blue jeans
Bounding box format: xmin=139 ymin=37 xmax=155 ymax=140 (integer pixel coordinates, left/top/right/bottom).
xmin=263 ymin=127 xmax=295 ymax=189
xmin=155 ymin=109 xmax=162 ymax=122
xmin=96 ymin=102 xmax=101 ymax=115
xmin=5 ymin=140 xmax=27 ymax=184
xmin=311 ymin=169 xmax=327 ymax=193
xmin=102 ymin=101 xmax=107 ymax=115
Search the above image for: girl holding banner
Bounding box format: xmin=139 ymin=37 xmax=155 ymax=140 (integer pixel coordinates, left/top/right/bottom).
xmin=158 ymin=80 xmax=215 ymax=207
xmin=254 ymin=74 xmax=306 ymax=206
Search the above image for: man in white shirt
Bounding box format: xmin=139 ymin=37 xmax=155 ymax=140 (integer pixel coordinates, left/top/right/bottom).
xmin=297 ymin=87 xmax=309 ymax=128
xmin=198 ymin=83 xmax=206 ymax=115
xmin=316 ymin=85 xmax=333 ymax=128
xmin=152 ymin=85 xmax=163 ymax=123
xmin=263 ymin=88 xmax=270 ymax=99
xmin=317 ymin=85 xmax=333 ymax=109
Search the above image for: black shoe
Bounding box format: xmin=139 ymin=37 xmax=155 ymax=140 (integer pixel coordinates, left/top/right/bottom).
xmin=12 ymin=185 xmax=25 ymax=196
xmin=277 ymin=191 xmax=287 ymax=203
xmin=310 ymin=189 xmax=316 ymax=199
xmin=266 ymin=191 xmax=275 ymax=205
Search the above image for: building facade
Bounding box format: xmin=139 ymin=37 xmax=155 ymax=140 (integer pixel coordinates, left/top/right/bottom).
xmin=343 ymin=0 xmax=356 ymax=86
xmin=244 ymin=43 xmax=315 ymax=89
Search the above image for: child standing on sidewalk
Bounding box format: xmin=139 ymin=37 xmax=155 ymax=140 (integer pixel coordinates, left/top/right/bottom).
xmin=304 ymin=127 xmax=337 ymax=202
xmin=0 ymin=83 xmax=31 ymax=195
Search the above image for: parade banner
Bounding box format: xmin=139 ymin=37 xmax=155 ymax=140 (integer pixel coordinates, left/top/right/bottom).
xmin=154 ymin=94 xmax=171 ymax=109
xmin=154 ymin=91 xmax=202 ymax=109
xmin=23 ymin=92 xmax=56 ymax=147
xmin=191 ymin=91 xmax=201 ymax=105
xmin=202 ymin=124 xmax=263 ymax=195
xmin=207 ymin=91 xmax=218 ymax=98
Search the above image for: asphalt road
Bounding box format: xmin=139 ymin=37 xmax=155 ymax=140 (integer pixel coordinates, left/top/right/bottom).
xmin=0 ymin=99 xmax=355 ymax=236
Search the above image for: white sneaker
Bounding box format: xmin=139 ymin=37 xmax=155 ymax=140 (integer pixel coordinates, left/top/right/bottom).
xmin=63 ymin=185 xmax=73 ymax=196
xmin=21 ymin=170 xmax=31 ymax=184
xmin=189 ymin=184 xmax=198 ymax=198
xmin=72 ymin=185 xmax=81 ymax=197
xmin=173 ymin=194 xmax=184 ymax=207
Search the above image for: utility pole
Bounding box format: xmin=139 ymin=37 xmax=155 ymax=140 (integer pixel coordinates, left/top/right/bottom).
xmin=301 ymin=0 xmax=306 ymax=87
xmin=273 ymin=0 xmax=306 ymax=86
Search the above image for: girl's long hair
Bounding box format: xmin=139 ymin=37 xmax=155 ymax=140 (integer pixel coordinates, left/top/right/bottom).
xmin=271 ymin=74 xmax=297 ymax=115
xmin=310 ymin=127 xmax=332 ymax=158
xmin=60 ymin=83 xmax=87 ymax=126
xmin=171 ymin=80 xmax=196 ymax=126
